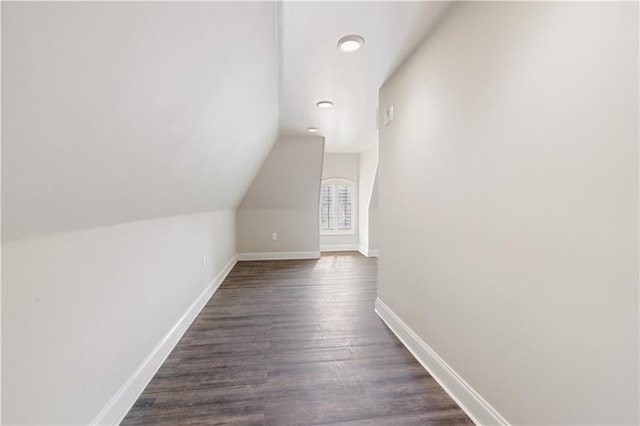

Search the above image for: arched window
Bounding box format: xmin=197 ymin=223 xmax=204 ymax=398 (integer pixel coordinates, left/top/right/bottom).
xmin=320 ymin=179 xmax=354 ymax=234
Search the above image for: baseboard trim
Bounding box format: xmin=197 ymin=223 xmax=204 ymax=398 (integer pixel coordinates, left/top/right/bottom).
xmin=237 ymin=251 xmax=321 ymax=261
xmin=90 ymin=255 xmax=238 ymax=425
xmin=357 ymin=246 xmax=379 ymax=258
xmin=320 ymin=244 xmax=359 ymax=252
xmin=374 ymin=298 xmax=509 ymax=426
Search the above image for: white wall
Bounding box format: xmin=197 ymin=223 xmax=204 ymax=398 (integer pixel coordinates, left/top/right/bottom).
xmin=320 ymin=153 xmax=359 ymax=250
xmin=357 ymin=146 xmax=378 ymax=255
xmin=2 ymin=210 xmax=236 ymax=424
xmin=237 ymin=136 xmax=325 ymax=257
xmin=322 ymin=153 xmax=359 ymax=183
xmin=237 ymin=209 xmax=319 ymax=254
xmin=2 ymin=4 xmax=278 ymax=423
xmin=378 ymin=2 xmax=638 ymax=425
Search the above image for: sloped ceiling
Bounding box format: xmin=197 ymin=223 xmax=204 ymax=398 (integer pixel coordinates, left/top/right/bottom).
xmin=2 ymin=2 xmax=279 ymax=241
xmin=2 ymin=1 xmax=450 ymax=241
xmin=239 ymin=136 xmax=325 ymax=209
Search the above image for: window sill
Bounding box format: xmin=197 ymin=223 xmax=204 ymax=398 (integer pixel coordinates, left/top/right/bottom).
xmin=320 ymin=231 xmax=355 ymax=236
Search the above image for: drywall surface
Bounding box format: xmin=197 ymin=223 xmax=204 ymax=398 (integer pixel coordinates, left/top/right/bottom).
xmin=2 ymin=2 xmax=279 ymax=241
xmin=378 ymin=2 xmax=638 ymax=425
xmin=358 ymin=146 xmax=378 ymax=254
xmin=238 ymin=136 xmax=324 ymax=254
xmin=322 ymin=153 xmax=359 ymax=183
xmin=2 ymin=210 xmax=236 ymax=424
xmin=320 ymin=153 xmax=359 ymax=249
xmin=237 ymin=209 xmax=319 ymax=253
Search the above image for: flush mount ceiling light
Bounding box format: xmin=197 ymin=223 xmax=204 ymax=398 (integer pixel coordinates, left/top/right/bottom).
xmin=316 ymin=100 xmax=334 ymax=108
xmin=307 ymin=127 xmax=319 ymax=133
xmin=337 ymin=35 xmax=365 ymax=52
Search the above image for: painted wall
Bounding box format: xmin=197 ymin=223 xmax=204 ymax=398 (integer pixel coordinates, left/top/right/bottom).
xmin=320 ymin=153 xmax=359 ymax=250
xmin=2 ymin=3 xmax=279 ymax=423
xmin=2 ymin=2 xmax=279 ymax=241
xmin=378 ymin=2 xmax=638 ymax=425
xmin=237 ymin=136 xmax=325 ymax=257
xmin=357 ymin=146 xmax=378 ymax=255
xmin=2 ymin=210 xmax=236 ymax=424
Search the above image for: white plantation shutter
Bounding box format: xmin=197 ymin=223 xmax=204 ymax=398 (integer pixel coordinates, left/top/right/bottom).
xmin=337 ymin=184 xmax=351 ymax=230
xmin=321 ymin=184 xmax=335 ymax=231
xmin=320 ymin=180 xmax=353 ymax=233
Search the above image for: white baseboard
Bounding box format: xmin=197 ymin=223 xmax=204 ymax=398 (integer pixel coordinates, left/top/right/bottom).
xmin=320 ymin=244 xmax=359 ymax=252
xmin=90 ymin=255 xmax=238 ymax=425
xmin=374 ymin=298 xmax=509 ymax=426
xmin=237 ymin=251 xmax=321 ymax=261
xmin=357 ymin=245 xmax=379 ymax=258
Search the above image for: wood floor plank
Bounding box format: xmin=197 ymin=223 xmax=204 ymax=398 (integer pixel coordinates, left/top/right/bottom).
xmin=122 ymin=252 xmax=472 ymax=425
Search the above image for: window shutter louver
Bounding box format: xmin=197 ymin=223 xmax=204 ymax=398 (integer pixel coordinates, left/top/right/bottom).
xmin=320 ymin=180 xmax=353 ymax=234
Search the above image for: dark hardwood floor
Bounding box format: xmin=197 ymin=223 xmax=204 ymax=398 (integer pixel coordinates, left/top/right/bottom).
xmin=123 ymin=252 xmax=473 ymax=425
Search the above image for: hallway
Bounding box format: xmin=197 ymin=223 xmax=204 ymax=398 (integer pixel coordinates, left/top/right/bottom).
xmin=123 ymin=253 xmax=472 ymax=424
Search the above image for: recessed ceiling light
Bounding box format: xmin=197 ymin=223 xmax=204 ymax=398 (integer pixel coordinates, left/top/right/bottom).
xmin=307 ymin=127 xmax=319 ymax=133
xmin=337 ymin=35 xmax=364 ymax=52
xmin=316 ymin=100 xmax=334 ymax=108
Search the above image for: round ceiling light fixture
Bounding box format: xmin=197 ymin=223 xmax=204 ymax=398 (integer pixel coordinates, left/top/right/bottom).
xmin=316 ymin=100 xmax=334 ymax=108
xmin=337 ymin=34 xmax=365 ymax=52
xmin=307 ymin=127 xmax=320 ymax=133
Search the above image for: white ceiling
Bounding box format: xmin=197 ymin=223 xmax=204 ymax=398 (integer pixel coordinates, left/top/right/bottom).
xmin=2 ymin=1 xmax=451 ymax=241
xmin=278 ymin=1 xmax=451 ymax=152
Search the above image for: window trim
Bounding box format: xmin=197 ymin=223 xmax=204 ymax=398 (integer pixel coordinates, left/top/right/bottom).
xmin=320 ymin=178 xmax=356 ymax=235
